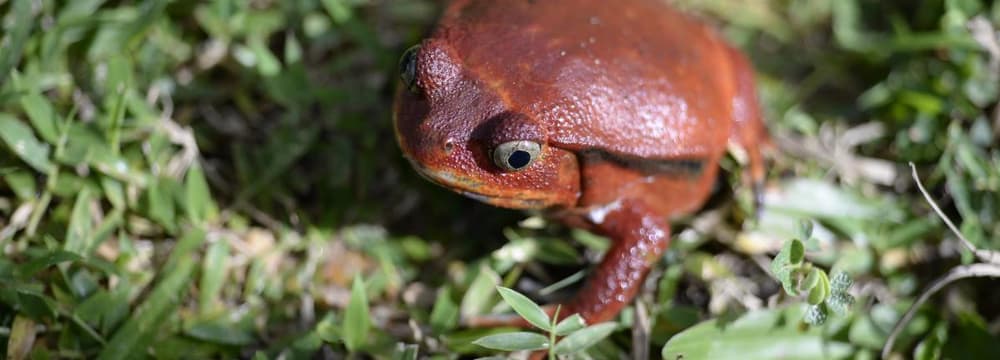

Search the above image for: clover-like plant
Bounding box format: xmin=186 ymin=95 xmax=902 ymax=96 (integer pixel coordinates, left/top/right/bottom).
xmin=472 ymin=286 xmax=618 ymax=359
xmin=770 ymin=221 xmax=856 ymax=325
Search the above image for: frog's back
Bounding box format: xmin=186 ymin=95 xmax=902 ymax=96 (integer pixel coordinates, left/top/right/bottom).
xmin=436 ymin=0 xmax=738 ymax=160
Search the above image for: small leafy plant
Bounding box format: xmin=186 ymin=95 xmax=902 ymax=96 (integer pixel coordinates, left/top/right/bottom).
xmin=770 ymin=221 xmax=856 ymax=325
xmin=472 ymin=286 xmax=618 ymax=358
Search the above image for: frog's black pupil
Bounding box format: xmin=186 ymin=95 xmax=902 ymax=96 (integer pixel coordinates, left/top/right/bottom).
xmin=507 ymin=150 xmax=532 ymax=169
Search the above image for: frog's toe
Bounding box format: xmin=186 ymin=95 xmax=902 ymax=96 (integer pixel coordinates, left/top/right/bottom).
xmin=753 ymin=179 xmax=765 ymax=219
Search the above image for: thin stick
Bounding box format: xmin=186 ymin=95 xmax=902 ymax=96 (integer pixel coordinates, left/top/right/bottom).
xmin=881 ymin=164 xmax=1000 ymax=358
xmin=909 ymin=163 xmax=1000 ymax=265
xmin=632 ymin=300 xmax=650 ymax=360
xmin=881 ymin=263 xmax=1000 ymax=359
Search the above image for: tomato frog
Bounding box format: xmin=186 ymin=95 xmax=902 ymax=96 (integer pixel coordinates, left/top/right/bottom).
xmin=393 ymin=0 xmax=769 ymax=327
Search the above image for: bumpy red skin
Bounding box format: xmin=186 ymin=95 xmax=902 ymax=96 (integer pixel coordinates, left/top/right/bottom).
xmin=394 ymin=0 xmax=768 ymax=326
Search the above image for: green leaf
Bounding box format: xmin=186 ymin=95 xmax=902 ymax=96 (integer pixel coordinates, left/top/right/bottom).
xmin=316 ymin=312 xmax=340 ymax=343
xmin=940 ymin=311 xmax=995 ymax=358
xmin=430 ymin=286 xmax=459 ymax=333
xmin=145 ymin=176 xmax=178 ymax=232
xmin=247 ymin=37 xmax=281 ymax=76
xmin=75 ymin=289 xmax=129 ymax=335
xmin=914 ymin=322 xmax=947 ymax=360
xmin=778 ymin=270 xmax=797 ymax=296
xmin=801 ymin=268 xmax=822 ymax=293
xmin=392 ymin=343 xmax=419 ymax=360
xmin=798 ymin=220 xmax=814 ymax=240
xmin=472 ymin=332 xmax=549 ymax=352
xmin=2 ymin=170 xmax=36 ymax=200
xmin=163 ymin=229 xmax=206 ymax=275
xmin=184 ymin=163 xmax=218 ymax=224
xmin=496 ymin=286 xmax=550 ymax=331
xmin=64 ymin=189 xmax=93 ymax=255
xmin=198 ymin=241 xmax=229 ymax=313
xmin=553 ymin=314 xmax=587 ymax=336
xmin=806 ymin=270 xmax=830 ymax=305
xmin=786 ymin=239 xmax=805 ymax=265
xmin=460 ymin=265 xmax=499 ymax=318
xmin=343 ymin=274 xmax=370 ymax=352
xmin=16 ymin=250 xmax=82 ymax=279
xmin=7 ymin=287 xmax=58 ymax=319
xmin=284 ymin=33 xmax=303 ymax=64
xmin=804 ymin=304 xmax=828 ymax=326
xmin=0 ymin=114 xmax=54 ymax=173
xmin=663 ymin=306 xmax=852 ymax=360
xmin=100 ymin=176 xmax=127 ymax=209
xmin=291 ymin=331 xmax=324 ymax=354
xmin=20 ymin=93 xmax=61 ymax=144
xmin=769 ymin=249 xmax=788 ymax=276
xmin=98 ymin=257 xmax=196 ymax=360
xmin=771 ymin=239 xmax=808 ymax=297
xmin=830 ymin=272 xmax=853 ymax=293
xmin=184 ymin=319 xmax=254 ymax=346
xmin=321 ymin=0 xmax=353 ymax=24
xmin=552 ymin=322 xmax=618 ymax=355
xmin=826 ymin=292 xmax=855 ymax=316
xmin=0 ymin=0 xmax=32 ymax=85
xmin=847 ymin=304 xmax=897 ymax=350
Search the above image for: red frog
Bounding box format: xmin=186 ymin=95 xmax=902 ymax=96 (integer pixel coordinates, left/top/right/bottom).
xmin=393 ymin=0 xmax=769 ymax=327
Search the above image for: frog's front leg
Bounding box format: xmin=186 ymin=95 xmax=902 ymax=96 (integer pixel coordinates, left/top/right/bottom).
xmin=466 ymin=199 xmax=669 ymax=327
xmin=561 ymin=198 xmax=670 ymax=324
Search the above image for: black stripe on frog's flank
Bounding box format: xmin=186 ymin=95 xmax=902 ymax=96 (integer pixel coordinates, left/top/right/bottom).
xmin=579 ymin=149 xmax=705 ymax=178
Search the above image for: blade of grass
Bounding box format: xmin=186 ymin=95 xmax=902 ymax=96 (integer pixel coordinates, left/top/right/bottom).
xmin=63 ymin=189 xmax=93 ymax=255
xmin=97 ymin=256 xmax=197 ymax=360
xmin=198 ymin=240 xmax=229 ymax=314
xmin=0 ymin=114 xmax=55 ymax=174
xmin=496 ymin=286 xmax=550 ymax=331
xmin=343 ymin=274 xmax=371 ymax=352
xmin=0 ymin=0 xmax=33 ymax=85
xmin=472 ymin=332 xmax=550 ymax=352
xmin=552 ymin=322 xmax=618 ymax=355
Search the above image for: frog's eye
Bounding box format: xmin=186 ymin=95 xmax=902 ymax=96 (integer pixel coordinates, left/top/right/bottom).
xmin=399 ymin=45 xmax=421 ymax=94
xmin=492 ymin=141 xmax=542 ymax=171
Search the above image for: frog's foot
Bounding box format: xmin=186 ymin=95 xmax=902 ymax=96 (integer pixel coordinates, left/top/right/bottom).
xmin=564 ymin=199 xmax=671 ymax=324
xmin=466 ymin=199 xmax=670 ymax=329
xmin=753 ymin=179 xmax=765 ymax=219
xmin=724 ymin=44 xmax=771 ymax=219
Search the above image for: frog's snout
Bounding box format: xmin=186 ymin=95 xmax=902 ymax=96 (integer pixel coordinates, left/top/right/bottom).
xmin=402 ymin=124 xmax=458 ymax=165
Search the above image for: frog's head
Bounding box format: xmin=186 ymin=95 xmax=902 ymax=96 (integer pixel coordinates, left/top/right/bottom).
xmin=393 ymin=38 xmax=579 ymax=209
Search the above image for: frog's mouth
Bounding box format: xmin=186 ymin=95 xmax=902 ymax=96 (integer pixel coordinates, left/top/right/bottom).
xmin=406 ymin=158 xmax=549 ymax=209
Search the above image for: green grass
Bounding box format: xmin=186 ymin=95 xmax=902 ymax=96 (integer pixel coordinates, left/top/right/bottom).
xmin=1 ymin=0 xmax=999 ymax=359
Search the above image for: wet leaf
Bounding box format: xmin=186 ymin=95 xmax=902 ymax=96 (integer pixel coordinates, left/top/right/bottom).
xmin=184 ymin=319 xmax=254 ymax=346
xmin=663 ymin=306 xmax=852 ymax=359
xmin=20 ymin=93 xmax=61 ymax=144
xmin=496 ymin=286 xmax=550 ymax=331
xmin=0 ymin=114 xmax=54 ymax=173
xmin=460 ymin=265 xmax=500 ymax=319
xmin=64 ymin=189 xmax=93 ymax=255
xmin=553 ymin=314 xmax=587 ymax=336
xmin=98 ymin=257 xmax=196 ymax=360
xmin=552 ymin=322 xmax=618 ymax=355
xmin=472 ymin=332 xmax=549 ymax=352
xmin=343 ymin=274 xmax=370 ymax=352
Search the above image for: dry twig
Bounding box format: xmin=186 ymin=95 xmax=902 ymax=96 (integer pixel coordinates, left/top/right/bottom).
xmin=880 ymin=164 xmax=1000 ymax=359
xmin=908 ymin=164 xmax=1000 ymax=265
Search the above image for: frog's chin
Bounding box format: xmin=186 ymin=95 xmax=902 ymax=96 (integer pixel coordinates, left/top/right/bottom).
xmin=407 ymin=160 xmax=546 ymax=209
